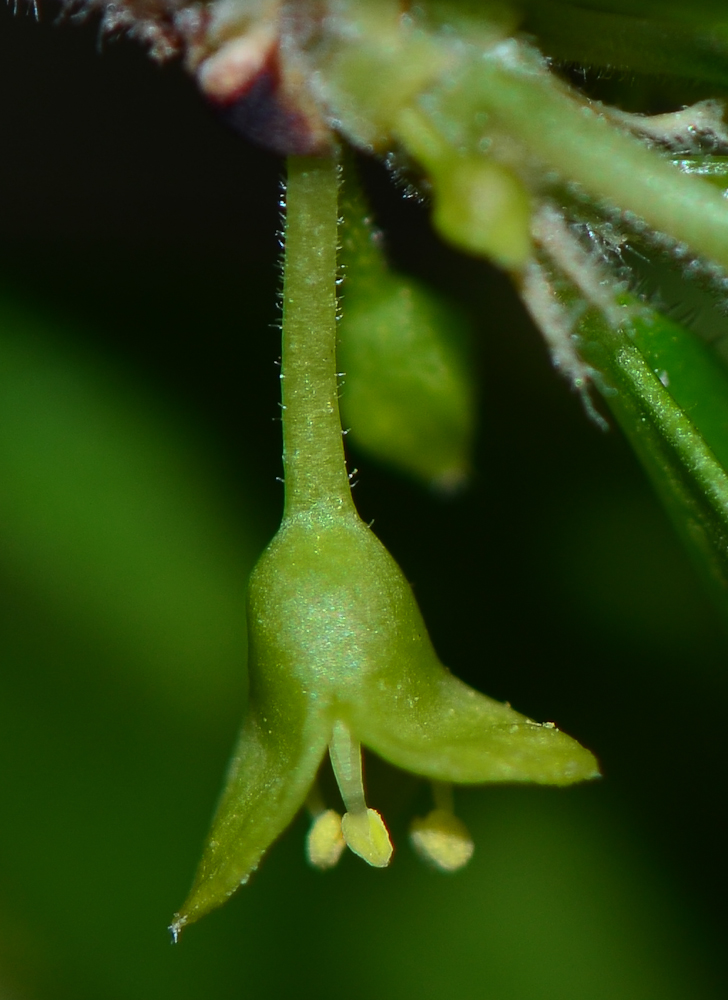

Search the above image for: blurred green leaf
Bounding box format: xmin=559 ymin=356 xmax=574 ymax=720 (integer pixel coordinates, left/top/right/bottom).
xmin=521 ymin=0 xmax=728 ymax=83
xmin=0 ymin=289 xmax=261 ymax=717
xmin=579 ymin=300 xmax=728 ymax=616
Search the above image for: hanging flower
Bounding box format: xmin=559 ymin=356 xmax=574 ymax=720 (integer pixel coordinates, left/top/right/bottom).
xmin=168 ymin=150 xmax=598 ymax=941
xmin=170 ymin=504 xmax=598 ymax=938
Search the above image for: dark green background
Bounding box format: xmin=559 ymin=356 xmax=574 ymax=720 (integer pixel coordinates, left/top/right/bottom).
xmin=1 ymin=6 xmax=726 ymax=998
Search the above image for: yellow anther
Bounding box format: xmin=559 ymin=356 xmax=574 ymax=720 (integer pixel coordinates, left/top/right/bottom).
xmin=410 ymin=809 xmax=474 ymax=872
xmin=306 ymin=809 xmax=346 ymax=870
xmin=327 ymin=721 xmax=394 ymax=867
xmin=341 ymin=808 xmax=393 ymax=868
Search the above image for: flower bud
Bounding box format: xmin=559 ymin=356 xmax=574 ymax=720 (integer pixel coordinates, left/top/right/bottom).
xmin=338 ymin=163 xmax=476 ymax=489
xmin=432 ymin=158 xmax=532 ymax=271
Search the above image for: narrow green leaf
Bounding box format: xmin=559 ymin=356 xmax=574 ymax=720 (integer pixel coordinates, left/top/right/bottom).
xmin=520 ymin=0 xmax=728 ymax=84
xmin=579 ymin=305 xmax=728 ymax=612
xmin=0 ymin=291 xmax=255 ymax=715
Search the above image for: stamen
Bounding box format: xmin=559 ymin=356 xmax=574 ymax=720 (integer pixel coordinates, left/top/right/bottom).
xmin=328 ymin=720 xmax=367 ymax=814
xmin=305 ymin=783 xmax=346 ymax=870
xmin=341 ymin=810 xmax=393 ymax=868
xmin=410 ymin=782 xmax=474 ymax=872
xmin=328 ymin=721 xmax=393 ymax=868
xmin=307 ymin=811 xmax=346 ymax=870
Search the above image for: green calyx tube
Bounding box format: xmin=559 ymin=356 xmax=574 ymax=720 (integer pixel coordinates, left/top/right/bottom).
xmin=170 ymin=154 xmax=598 ymax=939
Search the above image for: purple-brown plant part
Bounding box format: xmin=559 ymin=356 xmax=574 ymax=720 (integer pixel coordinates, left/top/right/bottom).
xmin=59 ymin=0 xmax=199 ymax=61
xmin=59 ymin=0 xmax=333 ymax=153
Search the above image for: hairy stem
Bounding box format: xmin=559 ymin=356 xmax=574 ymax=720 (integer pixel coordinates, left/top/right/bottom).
xmin=281 ymin=155 xmax=354 ymax=519
xmin=455 ymin=45 xmax=728 ymax=270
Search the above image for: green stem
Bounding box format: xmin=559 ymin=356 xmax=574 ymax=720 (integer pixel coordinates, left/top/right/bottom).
xmin=281 ymin=155 xmax=355 ymax=520
xmin=316 ymin=7 xmax=728 ymax=271
xmin=453 ymin=48 xmax=728 ymax=270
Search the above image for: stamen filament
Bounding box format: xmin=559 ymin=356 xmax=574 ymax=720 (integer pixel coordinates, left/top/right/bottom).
xmin=328 ymin=720 xmax=367 ymax=815
xmin=328 ymin=720 xmax=393 ymax=868
xmin=431 ymin=781 xmax=455 ymax=814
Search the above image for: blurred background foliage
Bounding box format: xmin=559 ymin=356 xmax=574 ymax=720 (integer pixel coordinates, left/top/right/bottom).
xmin=1 ymin=6 xmax=727 ymax=999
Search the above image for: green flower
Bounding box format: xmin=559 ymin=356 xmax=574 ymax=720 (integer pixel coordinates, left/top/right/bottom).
xmin=171 ymin=505 xmax=598 ymax=937
xmin=170 ymin=154 xmax=598 ymax=939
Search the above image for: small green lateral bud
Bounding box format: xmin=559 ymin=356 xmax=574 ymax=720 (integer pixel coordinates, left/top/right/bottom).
xmin=338 ymin=162 xmax=476 ymax=489
xmin=339 ymin=274 xmax=475 ymax=490
xmin=431 ymin=157 xmax=532 ymax=271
